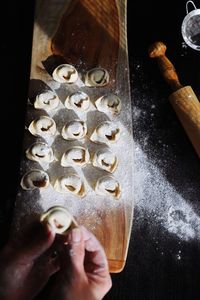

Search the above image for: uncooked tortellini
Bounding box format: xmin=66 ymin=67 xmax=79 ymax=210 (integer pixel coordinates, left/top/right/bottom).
xmin=85 ymin=68 xmax=109 ymax=87
xmin=95 ymin=175 xmax=121 ymax=199
xmin=40 ymin=206 xmax=77 ymax=235
xmin=65 ymin=91 xmax=90 ymax=112
xmin=61 ymin=146 xmax=90 ymax=167
xmin=26 ymin=142 xmax=54 ymax=163
xmin=28 ymin=116 xmax=56 ymax=138
xmin=20 ymin=169 xmax=50 ymax=190
xmin=34 ymin=91 xmax=60 ymax=111
xmin=54 ymin=174 xmax=86 ymax=197
xmin=95 ymin=94 xmax=121 ymax=115
xmin=92 ymin=149 xmax=118 ymax=173
xmin=90 ymin=121 xmax=120 ymax=145
xmin=61 ymin=120 xmax=87 ymax=140
xmin=52 ymin=64 xmax=78 ymax=83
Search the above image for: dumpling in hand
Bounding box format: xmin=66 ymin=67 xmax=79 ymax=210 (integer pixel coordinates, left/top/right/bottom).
xmin=26 ymin=142 xmax=54 ymax=163
xmin=90 ymin=121 xmax=120 ymax=145
xmin=92 ymin=149 xmax=118 ymax=173
xmin=95 ymin=94 xmax=121 ymax=115
xmin=34 ymin=91 xmax=60 ymax=111
xmin=54 ymin=174 xmax=86 ymax=197
xmin=20 ymin=169 xmax=50 ymax=190
xmin=65 ymin=91 xmax=90 ymax=112
xmin=61 ymin=146 xmax=90 ymax=167
xmin=40 ymin=206 xmax=77 ymax=235
xmin=85 ymin=67 xmax=109 ymax=87
xmin=61 ymin=120 xmax=87 ymax=140
xmin=95 ymin=175 xmax=121 ymax=199
xmin=28 ymin=116 xmax=56 ymax=138
xmin=52 ymin=64 xmax=78 ymax=83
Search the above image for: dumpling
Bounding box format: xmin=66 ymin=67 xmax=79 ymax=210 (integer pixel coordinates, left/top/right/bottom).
xmin=20 ymin=169 xmax=50 ymax=190
xmin=61 ymin=120 xmax=87 ymax=140
xmin=34 ymin=91 xmax=60 ymax=111
xmin=61 ymin=146 xmax=90 ymax=167
xmin=54 ymin=174 xmax=86 ymax=197
xmin=52 ymin=64 xmax=78 ymax=83
xmin=28 ymin=116 xmax=56 ymax=138
xmin=65 ymin=91 xmax=90 ymax=112
xmin=92 ymin=149 xmax=118 ymax=173
xmin=95 ymin=175 xmax=121 ymax=199
xmin=95 ymin=94 xmax=121 ymax=115
xmin=90 ymin=121 xmax=120 ymax=145
xmin=85 ymin=67 xmax=109 ymax=87
xmin=40 ymin=206 xmax=77 ymax=235
xmin=26 ymin=142 xmax=54 ymax=163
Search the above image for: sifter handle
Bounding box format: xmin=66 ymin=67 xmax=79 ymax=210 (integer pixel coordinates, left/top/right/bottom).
xmin=148 ymin=41 xmax=183 ymax=92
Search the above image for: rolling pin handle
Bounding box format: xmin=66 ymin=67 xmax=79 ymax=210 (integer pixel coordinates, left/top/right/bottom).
xmin=148 ymin=41 xmax=183 ymax=92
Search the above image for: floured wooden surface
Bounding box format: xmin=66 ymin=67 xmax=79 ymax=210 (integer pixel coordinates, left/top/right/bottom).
xmin=13 ymin=0 xmax=134 ymax=273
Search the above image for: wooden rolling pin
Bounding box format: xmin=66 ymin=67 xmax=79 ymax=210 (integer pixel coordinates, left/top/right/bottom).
xmin=149 ymin=41 xmax=200 ymax=158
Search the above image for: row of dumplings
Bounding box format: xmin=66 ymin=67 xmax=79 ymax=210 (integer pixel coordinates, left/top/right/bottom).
xmin=26 ymin=143 xmax=118 ymax=173
xmin=52 ymin=64 xmax=110 ymax=87
xmin=20 ymin=169 xmax=121 ymax=199
xmin=34 ymin=90 xmax=121 ymax=115
xmin=28 ymin=117 xmax=121 ymax=145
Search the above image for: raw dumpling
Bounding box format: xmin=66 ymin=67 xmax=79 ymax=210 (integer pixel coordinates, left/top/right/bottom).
xmin=20 ymin=169 xmax=50 ymax=190
xmin=54 ymin=174 xmax=86 ymax=197
xmin=26 ymin=142 xmax=54 ymax=163
xmin=92 ymin=149 xmax=118 ymax=173
xmin=61 ymin=120 xmax=87 ymax=140
xmin=34 ymin=91 xmax=60 ymax=111
xmin=40 ymin=206 xmax=77 ymax=235
xmin=65 ymin=91 xmax=90 ymax=112
xmin=61 ymin=146 xmax=90 ymax=167
xmin=95 ymin=94 xmax=121 ymax=115
xmin=52 ymin=64 xmax=78 ymax=83
xmin=28 ymin=116 xmax=56 ymax=138
xmin=95 ymin=175 xmax=121 ymax=199
xmin=85 ymin=67 xmax=109 ymax=87
xmin=90 ymin=121 xmax=120 ymax=145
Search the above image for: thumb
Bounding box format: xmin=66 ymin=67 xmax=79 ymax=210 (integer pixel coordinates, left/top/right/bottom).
xmin=67 ymin=227 xmax=85 ymax=274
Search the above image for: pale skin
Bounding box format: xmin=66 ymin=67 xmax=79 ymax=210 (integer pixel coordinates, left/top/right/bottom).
xmin=0 ymin=222 xmax=112 ymax=300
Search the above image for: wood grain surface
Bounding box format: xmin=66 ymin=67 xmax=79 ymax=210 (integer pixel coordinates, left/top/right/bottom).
xmin=14 ymin=0 xmax=134 ymax=273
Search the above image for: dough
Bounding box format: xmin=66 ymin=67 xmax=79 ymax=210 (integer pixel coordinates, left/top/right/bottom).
xmin=26 ymin=142 xmax=54 ymax=163
xmin=54 ymin=174 xmax=86 ymax=197
xmin=61 ymin=146 xmax=90 ymax=167
xmin=85 ymin=67 xmax=109 ymax=87
xmin=95 ymin=94 xmax=121 ymax=115
xmin=52 ymin=64 xmax=78 ymax=83
xmin=92 ymin=148 xmax=118 ymax=173
xmin=40 ymin=206 xmax=77 ymax=234
xmin=20 ymin=169 xmax=50 ymax=190
xmin=95 ymin=175 xmax=121 ymax=199
xmin=65 ymin=91 xmax=90 ymax=112
xmin=34 ymin=91 xmax=60 ymax=111
xmin=90 ymin=121 xmax=120 ymax=145
xmin=28 ymin=116 xmax=56 ymax=138
xmin=61 ymin=119 xmax=87 ymax=140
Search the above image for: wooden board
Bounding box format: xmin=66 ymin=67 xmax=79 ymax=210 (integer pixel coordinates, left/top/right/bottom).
xmin=13 ymin=0 xmax=134 ymax=273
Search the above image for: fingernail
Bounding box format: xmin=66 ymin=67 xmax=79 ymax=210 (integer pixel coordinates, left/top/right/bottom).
xmin=72 ymin=228 xmax=82 ymax=242
xmin=44 ymin=222 xmax=54 ymax=236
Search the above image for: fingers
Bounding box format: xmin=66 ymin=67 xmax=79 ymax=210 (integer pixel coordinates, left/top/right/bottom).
xmin=10 ymin=222 xmax=56 ymax=262
xmin=80 ymin=226 xmax=109 ymax=277
xmin=66 ymin=227 xmax=85 ymax=275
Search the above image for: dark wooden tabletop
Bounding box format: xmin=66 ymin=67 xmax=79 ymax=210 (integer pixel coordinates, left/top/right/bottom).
xmin=1 ymin=1 xmax=200 ymax=299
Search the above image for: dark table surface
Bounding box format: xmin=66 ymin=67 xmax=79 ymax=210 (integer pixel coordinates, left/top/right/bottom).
xmin=1 ymin=1 xmax=200 ymax=299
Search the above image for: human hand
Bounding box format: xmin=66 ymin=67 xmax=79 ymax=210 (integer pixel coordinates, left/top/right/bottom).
xmin=48 ymin=225 xmax=112 ymax=300
xmin=0 ymin=221 xmax=59 ymax=300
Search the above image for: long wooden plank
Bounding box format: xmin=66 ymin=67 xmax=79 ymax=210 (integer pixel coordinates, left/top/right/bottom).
xmin=13 ymin=0 xmax=134 ymax=273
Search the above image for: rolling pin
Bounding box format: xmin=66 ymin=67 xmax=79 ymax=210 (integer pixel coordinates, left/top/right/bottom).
xmin=149 ymin=41 xmax=200 ymax=158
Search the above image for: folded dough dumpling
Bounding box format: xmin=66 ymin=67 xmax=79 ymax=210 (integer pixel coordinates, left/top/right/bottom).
xmin=95 ymin=175 xmax=121 ymax=199
xmin=28 ymin=116 xmax=56 ymax=138
xmin=52 ymin=64 xmax=78 ymax=83
xmin=61 ymin=120 xmax=87 ymax=140
xmin=85 ymin=67 xmax=109 ymax=87
xmin=90 ymin=121 xmax=120 ymax=145
xmin=54 ymin=174 xmax=86 ymax=197
xmin=34 ymin=91 xmax=60 ymax=111
xmin=20 ymin=169 xmax=50 ymax=190
xmin=65 ymin=91 xmax=90 ymax=112
xmin=92 ymin=149 xmax=118 ymax=173
xmin=61 ymin=146 xmax=90 ymax=167
xmin=95 ymin=94 xmax=121 ymax=115
xmin=26 ymin=142 xmax=54 ymax=163
xmin=40 ymin=206 xmax=77 ymax=235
